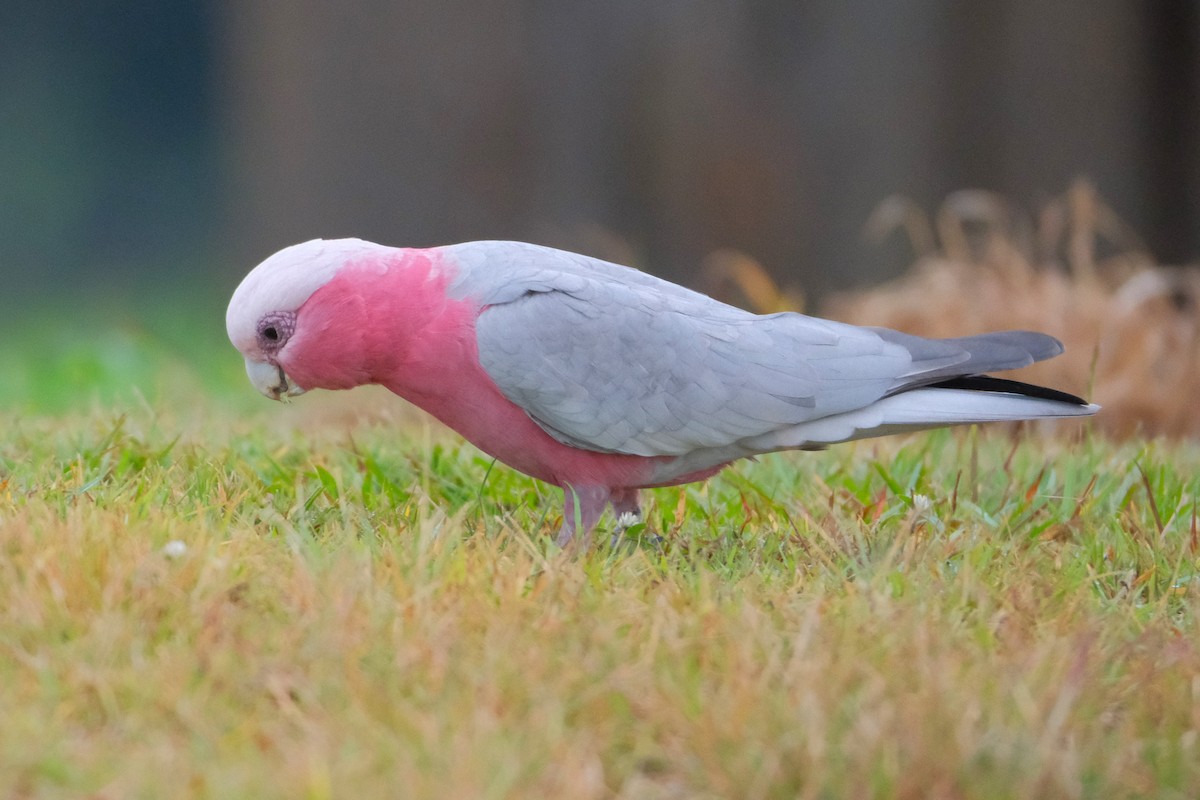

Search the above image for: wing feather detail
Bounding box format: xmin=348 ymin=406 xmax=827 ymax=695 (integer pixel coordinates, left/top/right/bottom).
xmin=462 ymin=244 xmax=906 ymax=456
xmin=452 ymin=242 xmax=1073 ymax=458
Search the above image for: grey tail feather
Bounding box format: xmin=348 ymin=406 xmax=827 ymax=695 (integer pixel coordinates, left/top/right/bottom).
xmin=872 ymin=328 xmax=1067 ymax=391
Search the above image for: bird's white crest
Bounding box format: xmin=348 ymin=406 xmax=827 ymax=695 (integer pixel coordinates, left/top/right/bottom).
xmin=225 ymin=238 xmax=395 ymax=353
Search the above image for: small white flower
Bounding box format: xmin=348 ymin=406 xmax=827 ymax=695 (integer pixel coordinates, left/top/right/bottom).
xmin=615 ymin=512 xmax=641 ymax=529
xmin=911 ymin=494 xmax=932 ymax=513
xmin=162 ymin=540 xmax=188 ymax=559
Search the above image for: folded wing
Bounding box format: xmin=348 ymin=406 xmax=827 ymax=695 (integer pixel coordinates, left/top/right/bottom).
xmin=466 ymin=244 xmax=1080 ymax=458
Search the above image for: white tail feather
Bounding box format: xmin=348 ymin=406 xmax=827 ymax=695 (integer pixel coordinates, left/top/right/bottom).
xmin=756 ymin=388 xmax=1099 ymax=448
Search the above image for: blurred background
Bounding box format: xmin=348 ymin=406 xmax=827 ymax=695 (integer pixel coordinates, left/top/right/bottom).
xmin=1 ymin=1 xmax=1198 ymax=431
xmin=5 ymin=1 xmax=1199 ymax=295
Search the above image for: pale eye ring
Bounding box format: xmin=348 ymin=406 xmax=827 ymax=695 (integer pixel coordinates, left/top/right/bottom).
xmin=257 ymin=311 xmax=296 ymax=351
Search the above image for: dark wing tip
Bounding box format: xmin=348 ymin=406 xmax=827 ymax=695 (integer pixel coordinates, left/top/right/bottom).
xmin=929 ymin=375 xmax=1089 ymax=406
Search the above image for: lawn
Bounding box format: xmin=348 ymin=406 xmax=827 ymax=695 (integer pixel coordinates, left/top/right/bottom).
xmin=1 ymin=300 xmax=1198 ymax=798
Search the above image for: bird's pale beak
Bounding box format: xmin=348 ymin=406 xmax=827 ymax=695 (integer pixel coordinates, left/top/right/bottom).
xmin=244 ymin=358 xmax=306 ymax=401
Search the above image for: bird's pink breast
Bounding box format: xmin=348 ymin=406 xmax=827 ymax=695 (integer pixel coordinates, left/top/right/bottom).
xmin=287 ymin=248 xmax=703 ymax=491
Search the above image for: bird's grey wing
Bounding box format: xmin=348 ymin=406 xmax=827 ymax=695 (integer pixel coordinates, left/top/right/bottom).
xmin=473 ymin=275 xmax=912 ymax=457
xmin=458 ymin=241 xmax=1071 ymax=457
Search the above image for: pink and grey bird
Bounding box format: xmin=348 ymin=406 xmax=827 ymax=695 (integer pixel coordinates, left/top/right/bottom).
xmin=226 ymin=239 xmax=1097 ymax=544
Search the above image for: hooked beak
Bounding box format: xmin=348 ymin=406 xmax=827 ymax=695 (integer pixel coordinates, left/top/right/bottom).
xmin=244 ymin=358 xmax=306 ymax=401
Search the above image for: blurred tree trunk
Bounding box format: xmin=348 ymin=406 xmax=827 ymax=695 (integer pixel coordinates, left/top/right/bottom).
xmin=217 ymin=0 xmax=1196 ymax=294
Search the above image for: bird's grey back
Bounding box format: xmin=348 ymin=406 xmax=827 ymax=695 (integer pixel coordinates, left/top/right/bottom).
xmin=443 ymin=241 xmax=1071 ymax=459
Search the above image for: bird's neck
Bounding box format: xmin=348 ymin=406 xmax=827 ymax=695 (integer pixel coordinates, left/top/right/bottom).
xmin=283 ymin=247 xmax=470 ymax=393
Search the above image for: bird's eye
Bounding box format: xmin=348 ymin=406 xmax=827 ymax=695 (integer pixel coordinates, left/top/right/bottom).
xmin=256 ymin=311 xmax=296 ymax=350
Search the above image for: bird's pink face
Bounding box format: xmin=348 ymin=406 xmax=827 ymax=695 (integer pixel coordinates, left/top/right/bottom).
xmin=226 ymin=238 xmax=394 ymax=400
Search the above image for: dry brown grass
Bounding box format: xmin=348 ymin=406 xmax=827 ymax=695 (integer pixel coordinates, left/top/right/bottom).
xmin=702 ymin=181 xmax=1200 ymax=440
xmin=824 ymin=182 xmax=1200 ymax=440
xmin=1 ymin=404 xmax=1198 ymax=797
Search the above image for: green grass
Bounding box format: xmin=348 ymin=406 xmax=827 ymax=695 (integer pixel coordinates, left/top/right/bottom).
xmin=1 ymin=308 xmax=1199 ymax=797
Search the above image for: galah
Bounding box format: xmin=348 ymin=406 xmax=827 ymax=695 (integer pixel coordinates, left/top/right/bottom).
xmin=226 ymin=239 xmax=1097 ymax=544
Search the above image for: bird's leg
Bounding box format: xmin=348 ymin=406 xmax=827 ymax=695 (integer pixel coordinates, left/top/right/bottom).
xmin=556 ymin=485 xmax=611 ymax=548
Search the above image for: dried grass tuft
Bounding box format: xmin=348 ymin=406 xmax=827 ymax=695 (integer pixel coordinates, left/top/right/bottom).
xmin=721 ymin=181 xmax=1200 ymax=439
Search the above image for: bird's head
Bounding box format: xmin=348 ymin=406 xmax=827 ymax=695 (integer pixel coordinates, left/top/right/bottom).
xmin=226 ymin=238 xmax=396 ymax=400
